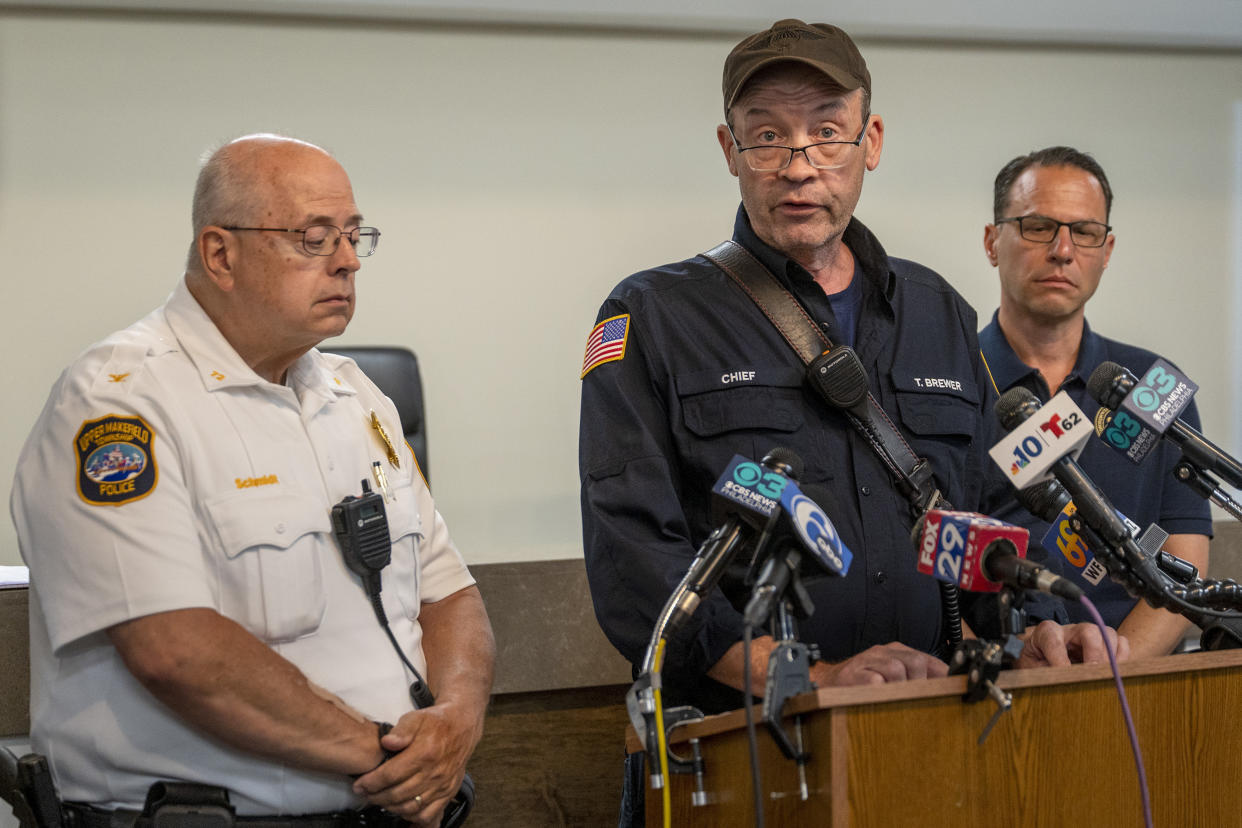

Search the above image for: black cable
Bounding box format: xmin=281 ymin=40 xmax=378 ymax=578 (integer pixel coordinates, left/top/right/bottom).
xmin=1070 ymin=519 xmax=1242 ymax=619
xmin=742 ymin=624 xmax=765 ymax=828
xmin=938 ymin=581 xmax=963 ymax=646
xmin=1164 ymin=580 xmax=1242 ymax=618
xmin=368 ymin=588 xmax=434 ymax=708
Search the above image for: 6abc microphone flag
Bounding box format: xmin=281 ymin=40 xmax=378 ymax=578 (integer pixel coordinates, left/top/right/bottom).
xmin=709 ymin=452 xmax=853 ymax=581
xmin=628 ymin=448 xmax=853 ymax=806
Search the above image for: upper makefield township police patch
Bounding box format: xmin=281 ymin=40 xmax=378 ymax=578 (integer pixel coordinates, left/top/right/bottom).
xmin=75 ymin=414 xmax=158 ymax=506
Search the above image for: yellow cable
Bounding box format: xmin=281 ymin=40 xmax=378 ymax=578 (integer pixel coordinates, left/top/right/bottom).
xmin=980 ymin=348 xmax=1000 ymax=396
xmin=652 ymin=638 xmax=672 ymax=828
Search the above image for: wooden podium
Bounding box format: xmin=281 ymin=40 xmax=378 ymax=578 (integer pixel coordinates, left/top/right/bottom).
xmin=634 ymin=650 xmax=1242 ymax=827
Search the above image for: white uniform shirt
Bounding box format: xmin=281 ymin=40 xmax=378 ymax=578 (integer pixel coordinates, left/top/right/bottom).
xmin=11 ymin=277 xmax=475 ymax=814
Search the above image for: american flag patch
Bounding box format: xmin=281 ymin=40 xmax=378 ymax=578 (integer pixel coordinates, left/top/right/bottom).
xmin=580 ymin=314 xmax=631 ymax=378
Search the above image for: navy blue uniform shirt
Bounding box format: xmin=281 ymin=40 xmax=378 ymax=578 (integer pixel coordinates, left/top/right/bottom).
xmin=579 ymin=206 xmax=1006 ymax=713
xmin=978 ymin=312 xmax=1213 ymax=629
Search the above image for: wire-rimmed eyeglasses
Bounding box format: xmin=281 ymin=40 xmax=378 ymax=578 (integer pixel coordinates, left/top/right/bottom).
xmin=729 ymin=121 xmax=868 ymax=172
xmin=222 ymin=224 xmax=381 ymax=257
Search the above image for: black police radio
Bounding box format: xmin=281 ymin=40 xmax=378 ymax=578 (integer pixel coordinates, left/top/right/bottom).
xmin=331 ymin=480 xmax=391 ymax=588
xmin=332 ymin=479 xmax=434 ymax=710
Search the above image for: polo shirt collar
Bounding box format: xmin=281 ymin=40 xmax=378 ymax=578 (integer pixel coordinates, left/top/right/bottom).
xmin=979 ymin=312 xmax=1034 ymax=393
xmin=981 ymin=310 xmax=1103 ymax=395
xmin=1072 ymin=318 xmax=1107 ymax=387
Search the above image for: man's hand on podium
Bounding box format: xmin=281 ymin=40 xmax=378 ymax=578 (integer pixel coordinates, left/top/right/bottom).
xmin=1016 ymin=620 xmax=1130 ymax=668
xmin=811 ymin=642 xmax=950 ymax=687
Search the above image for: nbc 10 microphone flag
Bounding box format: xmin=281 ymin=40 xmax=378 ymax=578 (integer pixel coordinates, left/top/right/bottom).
xmin=581 ymin=314 xmax=631 ymax=378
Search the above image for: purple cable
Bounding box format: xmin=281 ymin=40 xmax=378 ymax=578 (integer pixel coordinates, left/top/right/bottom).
xmin=1080 ymin=595 xmax=1152 ymax=828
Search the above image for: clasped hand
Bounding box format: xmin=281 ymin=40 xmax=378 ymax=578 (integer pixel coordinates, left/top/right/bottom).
xmin=352 ymin=701 xmax=481 ymax=827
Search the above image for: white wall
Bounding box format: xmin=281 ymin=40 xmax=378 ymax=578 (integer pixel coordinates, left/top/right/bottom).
xmin=12 ymin=0 xmax=1242 ymax=48
xmin=1 ymin=11 xmax=1240 ymax=566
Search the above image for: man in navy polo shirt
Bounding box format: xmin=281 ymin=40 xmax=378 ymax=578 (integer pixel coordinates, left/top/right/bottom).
xmin=980 ymin=145 xmax=1211 ymax=657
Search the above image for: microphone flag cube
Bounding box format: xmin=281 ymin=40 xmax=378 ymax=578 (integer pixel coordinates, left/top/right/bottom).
xmin=989 ymin=390 xmax=1092 ymax=489
xmin=917 ymin=509 xmax=1028 ymax=593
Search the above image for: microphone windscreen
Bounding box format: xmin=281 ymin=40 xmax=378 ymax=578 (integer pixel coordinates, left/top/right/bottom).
xmin=1086 ymin=361 xmax=1135 ymax=410
xmin=995 ymin=386 xmax=1041 ymax=430
xmin=1015 ymin=479 xmax=1071 ymax=523
xmin=762 ymin=446 xmax=804 ymax=481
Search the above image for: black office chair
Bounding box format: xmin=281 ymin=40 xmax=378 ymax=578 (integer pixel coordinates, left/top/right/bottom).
xmin=326 ymin=346 xmax=429 ymax=486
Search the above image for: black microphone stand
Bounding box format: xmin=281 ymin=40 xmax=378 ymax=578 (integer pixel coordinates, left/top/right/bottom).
xmin=625 ymin=523 xmax=744 ymax=802
xmin=1062 ymin=511 xmax=1242 ymax=650
xmin=947 ymin=585 xmax=1026 ymax=744
xmin=1172 ymin=459 xmax=1242 ymax=522
xmin=1155 ymin=458 xmax=1242 ymax=647
xmin=744 ymin=543 xmax=818 ymax=802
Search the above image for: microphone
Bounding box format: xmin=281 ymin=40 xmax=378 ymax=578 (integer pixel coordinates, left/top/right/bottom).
xmin=994 ymin=387 xmax=1162 ymax=586
xmin=664 ymin=449 xmax=802 ymax=638
xmin=743 ymin=483 xmax=853 ymax=628
xmin=915 ymin=509 xmax=1083 ymax=599
xmin=1087 ymin=360 xmax=1242 ymax=488
xmin=1018 ymin=479 xmax=1200 ymax=587
xmin=1014 ymin=478 xmax=1071 ymax=520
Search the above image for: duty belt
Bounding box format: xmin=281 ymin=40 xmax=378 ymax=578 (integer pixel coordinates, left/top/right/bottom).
xmin=63 ymin=803 xmax=408 ymax=828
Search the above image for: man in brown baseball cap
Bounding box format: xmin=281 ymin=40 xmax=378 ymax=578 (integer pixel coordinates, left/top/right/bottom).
xmin=580 ymin=20 xmax=1118 ymax=824
xmin=722 ymin=19 xmax=871 ymax=113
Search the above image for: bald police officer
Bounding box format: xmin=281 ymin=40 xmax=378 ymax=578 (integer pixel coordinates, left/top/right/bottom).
xmin=12 ymin=134 xmax=493 ymax=828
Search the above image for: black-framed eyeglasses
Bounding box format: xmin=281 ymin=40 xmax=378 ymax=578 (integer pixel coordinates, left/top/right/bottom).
xmin=222 ymin=224 xmax=381 ymax=257
xmin=729 ymin=121 xmax=868 ymax=172
xmin=996 ymin=215 xmax=1111 ymax=248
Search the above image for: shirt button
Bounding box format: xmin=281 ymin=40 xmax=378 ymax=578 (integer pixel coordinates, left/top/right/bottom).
xmin=874 ymin=570 xmax=887 ymax=584
xmin=275 ymin=522 xmax=287 ymax=534
xmin=327 ymin=459 xmax=336 ymax=471
xmin=861 ymin=485 xmax=872 ymax=496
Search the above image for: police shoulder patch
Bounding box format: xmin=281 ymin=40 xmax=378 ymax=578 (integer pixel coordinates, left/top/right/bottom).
xmin=75 ymin=414 xmax=158 ymax=506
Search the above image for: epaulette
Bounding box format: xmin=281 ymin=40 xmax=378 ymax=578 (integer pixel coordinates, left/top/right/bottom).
xmin=88 ymin=341 xmax=155 ymax=395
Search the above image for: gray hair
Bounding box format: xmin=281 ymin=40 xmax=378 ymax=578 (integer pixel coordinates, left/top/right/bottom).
xmin=185 ymin=133 xmax=328 ymax=273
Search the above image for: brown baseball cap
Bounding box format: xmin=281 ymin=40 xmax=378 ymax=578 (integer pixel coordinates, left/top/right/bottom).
xmin=723 ymin=19 xmax=870 ymax=114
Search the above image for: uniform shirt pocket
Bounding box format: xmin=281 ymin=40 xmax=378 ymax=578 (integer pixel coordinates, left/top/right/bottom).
xmin=894 ymin=387 xmax=978 ymax=437
xmin=675 ymin=367 xmax=811 ymax=485
xmin=205 ymin=489 xmax=332 ymax=643
xmin=384 ymin=481 xmax=425 ymax=621
xmin=677 ymin=367 xmax=806 ymax=437
xmin=893 ymin=382 xmax=979 ymax=506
